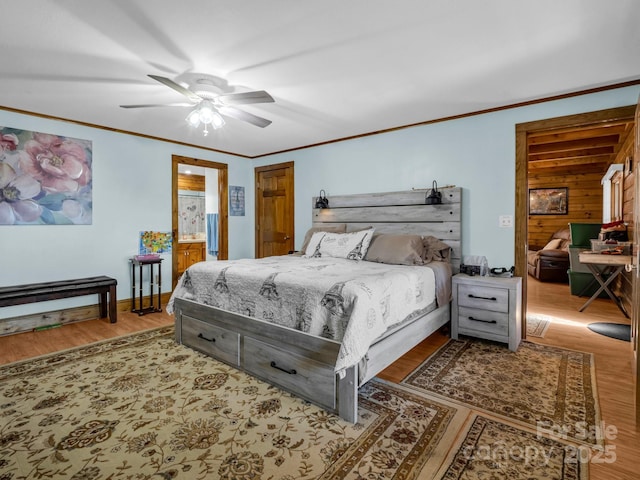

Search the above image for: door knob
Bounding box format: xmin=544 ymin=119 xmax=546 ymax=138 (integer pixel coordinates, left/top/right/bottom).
xmin=284 ymin=235 xmax=290 ymax=240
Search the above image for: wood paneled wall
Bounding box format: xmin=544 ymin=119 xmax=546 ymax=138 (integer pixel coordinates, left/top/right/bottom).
xmin=528 ymin=165 xmax=607 ymax=250
xmin=178 ymin=173 xmax=205 ymax=191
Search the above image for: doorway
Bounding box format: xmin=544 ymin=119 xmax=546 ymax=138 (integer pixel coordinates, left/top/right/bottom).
xmin=172 ymin=155 xmax=228 ymax=288
xmin=515 ymin=104 xmax=639 ymax=423
xmin=515 ymin=105 xmax=636 ymax=329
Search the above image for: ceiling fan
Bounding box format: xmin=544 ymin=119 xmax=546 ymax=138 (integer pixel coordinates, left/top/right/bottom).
xmin=120 ymin=74 xmax=274 ymax=135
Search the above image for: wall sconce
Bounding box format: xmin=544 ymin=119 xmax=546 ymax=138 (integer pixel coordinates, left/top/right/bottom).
xmin=315 ymin=189 xmax=329 ymax=209
xmin=425 ymin=180 xmax=442 ymax=205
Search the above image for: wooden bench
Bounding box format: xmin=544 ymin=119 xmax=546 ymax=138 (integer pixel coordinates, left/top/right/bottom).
xmin=0 ymin=276 xmax=118 ymax=324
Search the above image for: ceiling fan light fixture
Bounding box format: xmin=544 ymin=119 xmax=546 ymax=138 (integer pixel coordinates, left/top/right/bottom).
xmin=122 ymin=74 xmax=272 ymax=131
xmin=198 ymin=102 xmax=215 ymax=124
xmin=211 ymin=111 xmax=225 ymax=129
xmin=186 ymin=109 xmax=201 ymax=127
xmin=186 ymin=102 xmax=225 ymax=135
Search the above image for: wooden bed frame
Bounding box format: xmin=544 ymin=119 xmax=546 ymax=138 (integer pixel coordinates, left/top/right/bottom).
xmin=174 ymin=187 xmax=462 ymax=422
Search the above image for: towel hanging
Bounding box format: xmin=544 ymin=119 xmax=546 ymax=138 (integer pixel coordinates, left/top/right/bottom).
xmin=207 ymin=213 xmax=219 ymax=256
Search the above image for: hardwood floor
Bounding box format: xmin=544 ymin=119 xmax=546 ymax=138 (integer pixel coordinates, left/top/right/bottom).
xmin=0 ymin=310 xmax=174 ymax=365
xmin=0 ymin=278 xmax=637 ymax=479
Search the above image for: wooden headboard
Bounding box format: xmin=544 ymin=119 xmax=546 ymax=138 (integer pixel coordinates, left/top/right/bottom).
xmin=311 ymin=188 xmax=462 ymax=272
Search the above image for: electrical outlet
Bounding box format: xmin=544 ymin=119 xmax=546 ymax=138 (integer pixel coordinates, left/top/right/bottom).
xmin=499 ymin=215 xmax=513 ymax=228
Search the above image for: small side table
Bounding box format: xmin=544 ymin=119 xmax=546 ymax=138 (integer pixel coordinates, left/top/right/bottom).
xmin=130 ymin=256 xmax=163 ymax=315
xmin=577 ymin=252 xmax=632 ymax=318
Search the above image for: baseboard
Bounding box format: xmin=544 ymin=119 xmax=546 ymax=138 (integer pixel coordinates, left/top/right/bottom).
xmin=0 ymin=293 xmax=173 ymax=337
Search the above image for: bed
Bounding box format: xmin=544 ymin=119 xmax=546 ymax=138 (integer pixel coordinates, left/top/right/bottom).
xmin=169 ymin=188 xmax=462 ymax=422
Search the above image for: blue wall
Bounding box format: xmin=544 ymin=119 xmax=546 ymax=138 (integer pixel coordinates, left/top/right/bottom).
xmin=1 ymin=84 xmax=638 ymax=318
xmin=255 ymin=85 xmax=640 ymax=269
xmin=0 ymin=110 xmax=254 ymax=317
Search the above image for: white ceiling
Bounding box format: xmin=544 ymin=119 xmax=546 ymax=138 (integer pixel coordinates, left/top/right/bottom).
xmin=1 ymin=0 xmax=639 ymax=158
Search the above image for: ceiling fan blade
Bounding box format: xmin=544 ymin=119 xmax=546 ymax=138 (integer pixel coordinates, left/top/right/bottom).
xmin=148 ymin=74 xmax=202 ymax=103
xmin=120 ymin=102 xmax=193 ymax=108
xmin=216 ymin=90 xmax=274 ymax=106
xmin=218 ymin=106 xmax=272 ymax=128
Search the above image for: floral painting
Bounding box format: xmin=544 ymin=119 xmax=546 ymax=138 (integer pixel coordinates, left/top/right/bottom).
xmin=0 ymin=127 xmax=92 ymax=225
xmin=139 ymin=231 xmax=172 ymax=254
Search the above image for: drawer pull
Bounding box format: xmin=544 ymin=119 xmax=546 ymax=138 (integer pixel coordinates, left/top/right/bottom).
xmin=197 ymin=333 xmax=216 ymax=343
xmin=469 ymin=316 xmax=497 ymax=324
xmin=468 ymin=294 xmax=497 ymax=301
xmin=270 ymin=361 xmax=297 ymax=375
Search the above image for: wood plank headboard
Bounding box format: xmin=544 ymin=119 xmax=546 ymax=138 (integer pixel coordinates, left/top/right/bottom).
xmin=311 ymin=188 xmax=462 ymax=272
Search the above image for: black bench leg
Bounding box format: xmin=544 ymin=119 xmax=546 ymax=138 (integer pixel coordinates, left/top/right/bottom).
xmin=109 ymin=285 xmax=117 ymax=323
xmin=99 ymin=291 xmax=108 ymax=318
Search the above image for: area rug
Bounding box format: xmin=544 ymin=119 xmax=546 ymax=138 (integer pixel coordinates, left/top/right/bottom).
xmin=432 ymin=414 xmax=588 ymax=480
xmin=0 ymin=326 xmax=468 ymax=480
xmin=526 ymin=313 xmax=553 ymax=338
xmin=402 ymin=338 xmax=602 ymax=447
xmin=587 ymin=322 xmax=631 ymax=342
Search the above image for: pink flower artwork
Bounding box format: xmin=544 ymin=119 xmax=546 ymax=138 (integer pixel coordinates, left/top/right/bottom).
xmin=0 ymin=127 xmax=92 ymax=225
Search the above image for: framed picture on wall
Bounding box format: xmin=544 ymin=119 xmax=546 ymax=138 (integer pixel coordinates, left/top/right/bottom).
xmin=229 ymin=186 xmax=245 ymax=216
xmin=529 ymin=187 xmax=568 ymax=215
xmin=0 ymin=126 xmax=93 ymax=225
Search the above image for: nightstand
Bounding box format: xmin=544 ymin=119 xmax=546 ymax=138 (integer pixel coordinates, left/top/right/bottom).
xmin=451 ymin=274 xmax=522 ymax=351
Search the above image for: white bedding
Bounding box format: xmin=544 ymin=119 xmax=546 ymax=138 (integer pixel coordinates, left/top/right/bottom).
xmin=167 ymin=255 xmax=437 ymax=376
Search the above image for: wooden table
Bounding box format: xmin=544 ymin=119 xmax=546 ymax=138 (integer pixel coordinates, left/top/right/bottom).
xmin=577 ymin=252 xmax=633 ymax=318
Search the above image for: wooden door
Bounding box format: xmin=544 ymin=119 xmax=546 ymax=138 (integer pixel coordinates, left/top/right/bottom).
xmin=634 ymin=96 xmax=640 ymax=425
xmin=255 ymin=162 xmax=294 ymax=258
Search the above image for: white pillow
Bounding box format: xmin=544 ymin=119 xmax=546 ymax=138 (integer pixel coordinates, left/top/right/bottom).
xmin=303 ymin=229 xmax=374 ymax=260
xmin=543 ymin=238 xmax=563 ymax=250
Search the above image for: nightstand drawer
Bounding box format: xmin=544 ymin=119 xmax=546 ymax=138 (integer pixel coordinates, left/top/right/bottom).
xmin=458 ymin=284 xmax=509 ymax=312
xmin=458 ymin=306 xmax=509 ymax=336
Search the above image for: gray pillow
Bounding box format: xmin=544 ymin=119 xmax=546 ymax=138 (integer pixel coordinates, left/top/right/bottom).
xmin=364 ymin=234 xmax=425 ymax=265
xmin=422 ymin=236 xmax=452 ymax=263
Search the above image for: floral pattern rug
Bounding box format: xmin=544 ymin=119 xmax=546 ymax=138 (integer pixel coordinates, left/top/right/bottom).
xmin=433 ymin=414 xmax=588 ymax=480
xmin=0 ymin=327 xmax=600 ymax=480
xmin=402 ymin=338 xmax=602 ymax=447
xmin=0 ymin=326 xmax=468 ymax=480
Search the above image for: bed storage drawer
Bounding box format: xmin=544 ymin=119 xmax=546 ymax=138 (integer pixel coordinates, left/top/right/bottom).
xmin=457 ymin=284 xmax=509 ymax=312
xmin=181 ymin=315 xmax=240 ymax=366
xmin=244 ymin=337 xmax=336 ymax=410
